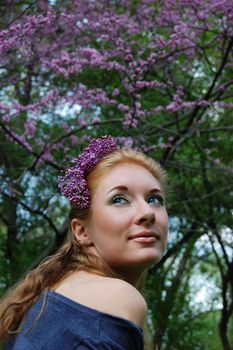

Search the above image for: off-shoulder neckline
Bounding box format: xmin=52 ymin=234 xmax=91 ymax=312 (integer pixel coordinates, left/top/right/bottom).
xmin=45 ymin=290 xmax=143 ymax=335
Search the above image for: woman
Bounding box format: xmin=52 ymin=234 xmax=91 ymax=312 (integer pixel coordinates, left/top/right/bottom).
xmin=0 ymin=135 xmax=168 ymax=349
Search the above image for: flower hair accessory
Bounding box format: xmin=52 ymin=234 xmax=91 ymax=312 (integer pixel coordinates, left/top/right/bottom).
xmin=58 ymin=135 xmax=118 ymax=208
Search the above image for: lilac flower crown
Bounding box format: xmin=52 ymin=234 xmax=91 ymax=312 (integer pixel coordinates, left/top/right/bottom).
xmin=58 ymin=135 xmax=118 ymax=208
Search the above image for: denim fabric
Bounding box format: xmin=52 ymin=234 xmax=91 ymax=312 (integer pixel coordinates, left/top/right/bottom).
xmin=5 ymin=291 xmax=144 ymax=350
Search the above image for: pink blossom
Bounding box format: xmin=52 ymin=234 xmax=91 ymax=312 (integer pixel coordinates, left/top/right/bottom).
xmin=70 ymin=135 xmax=79 ymax=146
xmin=41 ymin=150 xmax=55 ymax=163
xmin=61 ymin=123 xmax=71 ymax=133
xmin=0 ymin=0 xmax=232 ymax=169
xmin=10 ymin=132 xmax=33 ymax=152
xmin=115 ymin=137 xmax=134 ymax=149
xmin=1 ymin=114 xmax=11 ymax=123
xmin=181 ymin=102 xmax=196 ymax=109
xmin=123 ymin=113 xmax=138 ymax=128
xmin=217 ymin=102 xmax=233 ymax=109
xmin=24 ymin=119 xmax=37 ymax=137
xmin=117 ymin=104 xmax=130 ymax=112
xmin=166 ymin=102 xmax=178 ymax=113
xmin=112 ymin=88 xmax=120 ymax=97
xmin=77 ymin=119 xmax=87 ymax=127
xmin=198 ymin=100 xmax=211 ymax=107
xmin=92 ymin=117 xmax=101 ymax=124
xmin=135 ymin=81 xmax=166 ymax=90
xmin=151 ymin=106 xmax=164 ymax=114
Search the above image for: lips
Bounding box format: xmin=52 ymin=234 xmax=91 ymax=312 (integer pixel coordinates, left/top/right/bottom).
xmin=129 ymin=231 xmax=160 ymax=241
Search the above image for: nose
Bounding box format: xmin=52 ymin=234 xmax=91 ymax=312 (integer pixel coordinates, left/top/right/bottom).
xmin=134 ymin=202 xmax=156 ymax=226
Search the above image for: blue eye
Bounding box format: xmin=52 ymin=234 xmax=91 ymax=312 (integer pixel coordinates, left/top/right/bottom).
xmin=112 ymin=195 xmax=129 ymax=205
xmin=147 ymin=195 xmax=165 ymax=206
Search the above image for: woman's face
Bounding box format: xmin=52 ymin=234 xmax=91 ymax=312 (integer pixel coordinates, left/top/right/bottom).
xmin=85 ymin=162 xmax=168 ymax=275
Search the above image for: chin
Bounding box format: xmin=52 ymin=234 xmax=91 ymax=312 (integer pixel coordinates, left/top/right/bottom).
xmin=138 ymin=251 xmax=164 ymax=267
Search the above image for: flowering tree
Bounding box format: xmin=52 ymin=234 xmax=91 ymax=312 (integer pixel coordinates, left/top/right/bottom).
xmin=0 ymin=1 xmax=232 ymax=349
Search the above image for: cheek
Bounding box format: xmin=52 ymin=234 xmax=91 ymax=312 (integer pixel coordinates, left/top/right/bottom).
xmin=161 ymin=209 xmax=168 ymax=227
xmin=89 ymin=209 xmax=115 ymax=234
xmin=92 ymin=208 xmax=130 ymax=237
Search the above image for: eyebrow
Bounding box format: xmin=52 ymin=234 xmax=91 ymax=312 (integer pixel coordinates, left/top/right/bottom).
xmin=107 ymin=185 xmax=163 ymax=194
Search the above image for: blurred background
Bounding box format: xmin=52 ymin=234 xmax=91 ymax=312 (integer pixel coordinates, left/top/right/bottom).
xmin=0 ymin=1 xmax=232 ymax=349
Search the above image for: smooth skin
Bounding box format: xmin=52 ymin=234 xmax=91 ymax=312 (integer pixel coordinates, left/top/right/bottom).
xmin=54 ymin=163 xmax=168 ymax=327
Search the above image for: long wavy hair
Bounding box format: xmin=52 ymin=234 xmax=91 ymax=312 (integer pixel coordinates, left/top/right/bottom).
xmin=0 ymin=148 xmax=167 ymax=341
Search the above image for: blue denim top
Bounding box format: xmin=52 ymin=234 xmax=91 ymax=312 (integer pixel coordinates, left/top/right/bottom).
xmin=5 ymin=291 xmax=144 ymax=349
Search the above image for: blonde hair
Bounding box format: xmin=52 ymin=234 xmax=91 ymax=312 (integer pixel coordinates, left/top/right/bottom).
xmin=0 ymin=148 xmax=167 ymax=341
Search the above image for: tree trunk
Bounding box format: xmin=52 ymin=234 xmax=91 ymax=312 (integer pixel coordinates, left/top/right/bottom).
xmin=219 ymin=314 xmax=232 ymax=350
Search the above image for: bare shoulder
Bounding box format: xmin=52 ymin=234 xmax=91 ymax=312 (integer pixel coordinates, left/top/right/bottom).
xmin=103 ymin=278 xmax=147 ymax=327
xmin=54 ymin=273 xmax=147 ymax=327
xmin=109 ymin=278 xmax=146 ymax=305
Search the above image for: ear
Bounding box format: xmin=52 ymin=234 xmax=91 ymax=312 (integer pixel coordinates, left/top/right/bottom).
xmin=70 ymin=218 xmax=92 ymax=247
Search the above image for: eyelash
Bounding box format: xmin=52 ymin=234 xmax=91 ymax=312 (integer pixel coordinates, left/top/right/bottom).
xmin=111 ymin=194 xmax=165 ymax=206
xmin=148 ymin=195 xmax=165 ymax=206
xmin=111 ymin=195 xmax=127 ymax=205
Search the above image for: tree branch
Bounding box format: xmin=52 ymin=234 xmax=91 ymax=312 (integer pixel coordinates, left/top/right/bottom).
xmin=2 ymin=190 xmax=60 ymax=237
